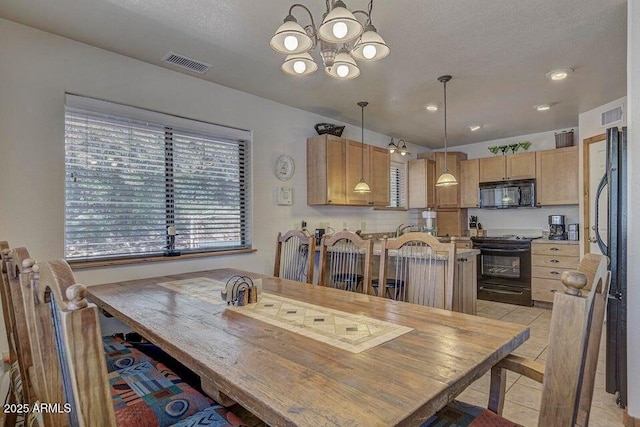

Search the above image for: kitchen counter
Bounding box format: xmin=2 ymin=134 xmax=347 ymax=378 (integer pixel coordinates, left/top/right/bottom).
xmin=533 ymin=239 xmax=579 ymax=245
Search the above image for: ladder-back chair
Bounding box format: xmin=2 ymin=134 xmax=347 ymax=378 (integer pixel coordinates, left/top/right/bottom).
xmin=318 ymin=230 xmax=373 ymax=295
xmin=273 ymin=230 xmax=315 ymax=284
xmin=378 ymin=232 xmax=456 ymax=309
xmin=422 ymin=253 xmax=610 ymax=427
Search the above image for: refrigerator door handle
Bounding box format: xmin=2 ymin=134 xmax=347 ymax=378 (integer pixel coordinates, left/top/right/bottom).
xmin=594 ymin=173 xmax=608 ymax=254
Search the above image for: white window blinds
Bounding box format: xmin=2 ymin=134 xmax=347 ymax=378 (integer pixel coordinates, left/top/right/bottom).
xmin=64 ymin=95 xmax=251 ymax=261
xmin=389 ymin=162 xmax=407 ymax=208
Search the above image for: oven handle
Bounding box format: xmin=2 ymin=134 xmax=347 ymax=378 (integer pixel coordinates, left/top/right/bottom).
xmin=479 ymin=286 xmax=524 ymax=296
xmin=477 ymin=248 xmax=530 ymax=253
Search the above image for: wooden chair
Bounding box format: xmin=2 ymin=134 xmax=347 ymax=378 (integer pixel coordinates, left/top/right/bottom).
xmin=25 ymin=258 xmax=245 ymax=427
xmin=273 ymin=230 xmax=315 ymax=284
xmin=421 ymin=253 xmax=610 ymax=427
xmin=318 ymin=230 xmax=373 ymax=295
xmin=378 ymin=232 xmax=456 ymax=309
xmin=0 ymin=246 xmax=35 ymax=407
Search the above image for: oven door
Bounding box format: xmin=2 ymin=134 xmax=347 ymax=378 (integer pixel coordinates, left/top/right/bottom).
xmin=476 ymin=247 xmax=532 ymax=306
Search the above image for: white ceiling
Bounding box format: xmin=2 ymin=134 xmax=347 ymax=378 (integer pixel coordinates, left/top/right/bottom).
xmin=0 ymin=0 xmax=627 ymax=148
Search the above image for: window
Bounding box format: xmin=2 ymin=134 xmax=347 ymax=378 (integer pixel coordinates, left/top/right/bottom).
xmin=389 ymin=161 xmax=407 ymax=208
xmin=64 ymin=95 xmax=251 ymax=262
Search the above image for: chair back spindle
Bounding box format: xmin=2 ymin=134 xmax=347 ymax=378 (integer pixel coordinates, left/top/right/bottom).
xmin=274 ymin=230 xmax=315 ymax=284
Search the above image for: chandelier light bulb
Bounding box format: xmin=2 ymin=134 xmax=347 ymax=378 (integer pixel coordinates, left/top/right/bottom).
xmin=283 ymin=35 xmax=299 ymax=51
xmin=332 ymin=21 xmax=348 ymax=39
xmin=362 ymin=45 xmax=377 ymax=59
xmin=293 ymin=60 xmax=306 ymax=74
xmin=389 ymin=146 xmax=396 ymax=153
xmin=337 ymin=64 xmax=349 ymax=77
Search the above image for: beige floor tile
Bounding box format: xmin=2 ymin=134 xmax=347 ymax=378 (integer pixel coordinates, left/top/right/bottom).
xmin=501 ymin=401 xmax=539 ymax=427
xmin=500 ymin=310 xmax=543 ymax=325
xmin=590 ymin=385 xmax=623 ymax=412
xmin=588 ymin=405 xmax=624 ymax=427
xmin=477 ymin=304 xmax=516 ymax=320
xmin=456 ymin=387 xmax=490 ymax=408
xmin=468 ymin=370 xmax=517 ymax=394
xmin=504 ymin=383 xmax=542 ymax=411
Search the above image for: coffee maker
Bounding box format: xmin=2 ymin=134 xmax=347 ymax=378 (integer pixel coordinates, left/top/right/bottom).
xmin=548 ymin=215 xmax=566 ymax=240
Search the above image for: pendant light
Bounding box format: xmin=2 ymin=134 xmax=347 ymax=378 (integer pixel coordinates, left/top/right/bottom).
xmin=435 ymin=75 xmax=458 ymax=187
xmin=354 ymin=101 xmax=371 ymax=193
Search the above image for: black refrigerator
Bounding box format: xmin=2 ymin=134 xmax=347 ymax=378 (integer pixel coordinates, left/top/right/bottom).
xmin=594 ymin=126 xmax=627 ymax=407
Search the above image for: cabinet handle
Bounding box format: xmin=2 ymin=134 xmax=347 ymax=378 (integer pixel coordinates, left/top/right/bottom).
xmin=550 ymin=259 xmax=560 ymax=263
xmin=328 ymin=200 xmax=332 ymax=203
xmin=550 ymin=271 xmax=560 ymax=275
xmin=550 ymin=248 xmax=560 ymax=251
xmin=368 ymin=202 xmax=374 ymax=205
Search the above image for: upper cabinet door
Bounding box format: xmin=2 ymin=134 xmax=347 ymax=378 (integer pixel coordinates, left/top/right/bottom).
xmin=479 ymin=156 xmax=506 ymax=183
xmin=460 ymin=159 xmax=480 ymax=208
xmin=307 ymin=135 xmax=346 ymax=205
xmin=535 ymin=146 xmax=579 ymax=206
xmin=435 ymin=152 xmax=465 ymax=208
xmin=346 ymin=139 xmax=371 ymax=205
xmin=408 ymin=158 xmax=436 ymax=209
xmin=506 ymin=152 xmax=536 ymax=180
xmin=369 ymin=146 xmax=390 ymax=206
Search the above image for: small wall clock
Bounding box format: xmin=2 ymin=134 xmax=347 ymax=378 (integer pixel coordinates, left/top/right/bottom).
xmin=275 ymin=154 xmax=295 ymax=181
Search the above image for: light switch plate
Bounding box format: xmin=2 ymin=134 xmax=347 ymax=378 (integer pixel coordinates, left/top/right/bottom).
xmin=277 ymin=186 xmax=293 ymax=205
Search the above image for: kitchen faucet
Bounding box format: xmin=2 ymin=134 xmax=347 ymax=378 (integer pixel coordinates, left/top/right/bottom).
xmin=395 ymin=224 xmax=414 ymax=238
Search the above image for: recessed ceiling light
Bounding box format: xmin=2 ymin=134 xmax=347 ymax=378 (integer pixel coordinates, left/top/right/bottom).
xmin=546 ymin=67 xmax=574 ymax=81
xmin=468 ymin=125 xmax=482 ymax=132
xmin=425 ymin=103 xmax=439 ymax=112
xmin=534 ymin=104 xmax=552 ymax=111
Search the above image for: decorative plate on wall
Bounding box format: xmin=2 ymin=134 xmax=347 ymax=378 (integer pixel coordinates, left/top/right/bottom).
xmin=275 ymin=154 xmax=295 ymax=181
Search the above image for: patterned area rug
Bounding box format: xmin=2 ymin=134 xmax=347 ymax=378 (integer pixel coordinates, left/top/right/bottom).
xmin=159 ymin=277 xmax=413 ymax=353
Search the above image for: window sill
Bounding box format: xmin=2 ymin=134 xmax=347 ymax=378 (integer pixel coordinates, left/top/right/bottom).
xmin=68 ymin=248 xmax=257 ymax=270
xmin=372 ymin=207 xmax=408 ymax=211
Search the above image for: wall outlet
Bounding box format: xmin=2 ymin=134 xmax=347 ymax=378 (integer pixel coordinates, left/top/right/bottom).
xmin=360 ymin=221 xmax=367 ymax=231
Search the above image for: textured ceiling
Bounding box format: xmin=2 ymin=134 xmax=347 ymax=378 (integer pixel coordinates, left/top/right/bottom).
xmin=0 ymin=0 xmax=628 ymax=148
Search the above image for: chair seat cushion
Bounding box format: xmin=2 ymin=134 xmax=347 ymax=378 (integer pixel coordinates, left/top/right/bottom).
xmin=103 ymin=335 xmax=154 ymax=372
xmin=109 ymin=361 xmax=214 ymax=427
xmin=420 ymin=400 xmax=522 ymax=427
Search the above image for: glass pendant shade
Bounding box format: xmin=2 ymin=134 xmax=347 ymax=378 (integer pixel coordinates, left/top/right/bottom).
xmin=354 ymin=179 xmax=371 ymax=193
xmin=435 ymin=173 xmax=458 ymax=187
xmin=270 ymin=18 xmax=314 ymax=54
xmin=281 ymin=52 xmax=318 ymax=76
xmin=318 ymin=1 xmax=363 ymax=43
xmin=351 ymin=25 xmax=390 ymax=61
xmin=327 ymin=49 xmax=360 ymax=80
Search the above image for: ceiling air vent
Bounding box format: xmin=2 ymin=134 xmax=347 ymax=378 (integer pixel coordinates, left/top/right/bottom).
xmin=601 ymin=105 xmax=624 ymax=127
xmin=161 ymin=52 xmax=211 ymax=74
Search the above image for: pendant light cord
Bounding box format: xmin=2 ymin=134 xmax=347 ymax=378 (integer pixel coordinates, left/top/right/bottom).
xmin=361 ymin=103 xmax=365 ymax=179
xmin=443 ymin=79 xmax=448 ymax=173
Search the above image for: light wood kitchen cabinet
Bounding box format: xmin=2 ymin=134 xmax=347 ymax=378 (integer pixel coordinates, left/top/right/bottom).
xmin=535 ymin=146 xmax=579 ymax=206
xmin=408 ymin=158 xmax=436 ymax=209
xmin=308 ymin=137 xmax=388 ymax=206
xmin=368 ymin=145 xmax=391 ymax=206
xmin=346 ymin=140 xmax=390 ymax=206
xmin=346 ymin=139 xmax=371 ymax=205
xmin=479 ymin=152 xmax=536 ymax=183
xmin=459 ymin=159 xmax=479 ymax=208
xmin=531 ymin=242 xmax=580 ymax=302
xmin=436 ymin=208 xmax=467 ymax=237
xmin=307 ymin=135 xmax=346 ymax=205
xmin=435 ymin=151 xmax=467 ymax=209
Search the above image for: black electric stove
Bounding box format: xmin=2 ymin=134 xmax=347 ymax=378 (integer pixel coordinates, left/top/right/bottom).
xmin=471 ymin=236 xmax=541 ymax=306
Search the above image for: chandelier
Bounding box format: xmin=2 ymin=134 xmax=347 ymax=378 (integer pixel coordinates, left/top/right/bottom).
xmin=270 ymin=0 xmax=389 ymax=80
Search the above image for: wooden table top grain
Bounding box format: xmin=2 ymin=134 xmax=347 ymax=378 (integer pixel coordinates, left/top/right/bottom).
xmin=87 ymin=268 xmax=529 ymax=427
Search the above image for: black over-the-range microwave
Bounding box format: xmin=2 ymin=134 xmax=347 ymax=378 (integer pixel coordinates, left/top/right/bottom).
xmin=478 ymin=180 xmax=536 ymax=209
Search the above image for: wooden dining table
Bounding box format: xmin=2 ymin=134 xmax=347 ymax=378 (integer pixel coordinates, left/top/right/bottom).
xmin=87 ymin=268 xmax=529 ymax=427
